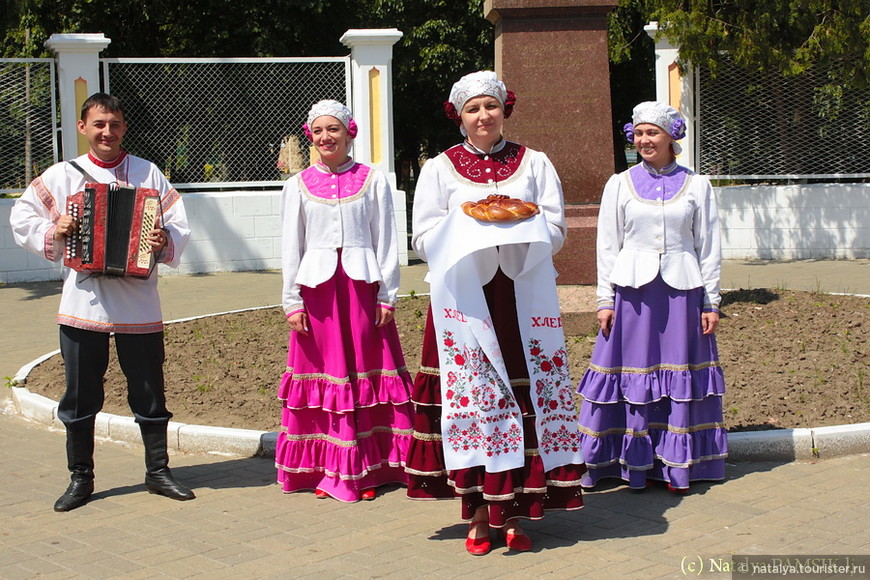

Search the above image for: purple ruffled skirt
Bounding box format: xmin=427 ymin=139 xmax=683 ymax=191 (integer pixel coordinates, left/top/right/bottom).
xmin=576 ymin=275 xmax=727 ymax=490
xmin=275 ymin=263 xmax=414 ymax=502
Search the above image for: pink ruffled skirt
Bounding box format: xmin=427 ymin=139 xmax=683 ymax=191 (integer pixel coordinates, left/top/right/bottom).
xmin=275 ymin=263 xmax=414 ymax=502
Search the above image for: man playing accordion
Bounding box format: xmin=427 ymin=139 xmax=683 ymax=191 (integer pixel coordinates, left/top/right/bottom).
xmin=10 ymin=93 xmax=196 ymax=511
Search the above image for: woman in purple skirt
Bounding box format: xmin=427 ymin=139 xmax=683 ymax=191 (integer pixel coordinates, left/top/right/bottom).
xmin=576 ymin=101 xmax=727 ymax=493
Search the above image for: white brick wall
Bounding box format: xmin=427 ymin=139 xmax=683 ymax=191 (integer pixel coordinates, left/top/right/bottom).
xmin=718 ymin=183 xmax=868 ymax=260
xmin=1 ymin=187 xmax=410 ymax=283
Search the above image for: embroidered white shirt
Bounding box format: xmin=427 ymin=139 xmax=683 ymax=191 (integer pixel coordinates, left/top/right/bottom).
xmin=10 ymin=153 xmax=189 ymax=334
xmin=596 ymin=164 xmax=722 ymax=310
xmin=280 ymin=159 xmax=400 ymax=314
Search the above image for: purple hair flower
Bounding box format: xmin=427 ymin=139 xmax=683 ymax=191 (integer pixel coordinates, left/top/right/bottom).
xmin=670 ymin=118 xmax=686 ymax=140
xmin=623 ymin=122 xmax=635 ymax=143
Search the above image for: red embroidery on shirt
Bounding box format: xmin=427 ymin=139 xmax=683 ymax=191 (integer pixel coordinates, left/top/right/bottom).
xmin=87 ymin=151 xmax=128 ymax=169
xmin=443 ymin=142 xmax=525 ymax=184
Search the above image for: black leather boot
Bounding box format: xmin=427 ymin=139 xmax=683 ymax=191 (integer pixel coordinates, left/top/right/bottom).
xmin=54 ymin=428 xmax=95 ymax=512
xmin=140 ymin=422 xmax=195 ymax=501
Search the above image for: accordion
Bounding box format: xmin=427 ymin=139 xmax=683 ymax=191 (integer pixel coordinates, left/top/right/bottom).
xmin=64 ymin=183 xmax=162 ymax=278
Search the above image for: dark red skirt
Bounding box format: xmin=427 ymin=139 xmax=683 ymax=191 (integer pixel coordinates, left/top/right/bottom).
xmin=405 ymin=269 xmax=585 ymax=527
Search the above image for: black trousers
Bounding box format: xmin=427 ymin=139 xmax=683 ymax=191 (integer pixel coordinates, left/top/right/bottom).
xmin=58 ymin=325 xmax=172 ymax=431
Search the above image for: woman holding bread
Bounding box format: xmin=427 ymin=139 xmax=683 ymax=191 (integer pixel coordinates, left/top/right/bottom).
xmin=576 ymin=101 xmax=727 ymax=493
xmin=405 ymin=71 xmax=585 ymax=555
xmin=276 ymin=100 xmax=414 ymax=503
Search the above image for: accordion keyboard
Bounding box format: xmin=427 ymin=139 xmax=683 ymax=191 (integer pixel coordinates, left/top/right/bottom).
xmin=65 ymin=190 xmax=95 ymax=263
xmin=137 ymin=198 xmax=160 ymax=269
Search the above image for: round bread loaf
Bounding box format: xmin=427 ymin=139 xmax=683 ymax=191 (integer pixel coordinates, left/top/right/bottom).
xmin=461 ymin=194 xmax=540 ymax=222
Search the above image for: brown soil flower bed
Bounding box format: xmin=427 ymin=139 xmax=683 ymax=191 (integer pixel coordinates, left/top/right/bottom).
xmin=23 ymin=289 xmax=869 ymax=432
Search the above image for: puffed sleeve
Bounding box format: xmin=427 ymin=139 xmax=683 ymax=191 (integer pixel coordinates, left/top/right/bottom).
xmin=410 ymin=156 xmax=449 ymax=263
xmin=9 ymin=177 xmax=65 ymax=262
xmin=280 ymin=176 xmax=307 ymax=315
xmin=533 ymin=152 xmax=567 ymax=254
xmin=149 ymin=166 xmax=189 ymax=267
xmin=595 ymin=173 xmax=625 ymax=309
xmin=369 ymin=171 xmax=400 ymax=307
xmin=693 ymin=175 xmax=722 ymax=311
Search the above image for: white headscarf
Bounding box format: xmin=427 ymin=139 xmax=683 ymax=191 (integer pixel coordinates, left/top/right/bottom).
xmin=306 ymin=100 xmax=352 ymax=129
xmin=629 ymin=101 xmax=686 ymax=155
xmin=448 ymin=71 xmax=508 ymax=113
xmin=303 ymin=99 xmax=358 ymax=140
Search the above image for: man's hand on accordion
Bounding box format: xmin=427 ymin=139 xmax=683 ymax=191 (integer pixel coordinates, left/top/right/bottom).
xmin=54 ymin=215 xmax=77 ymax=241
xmin=146 ymin=228 xmax=168 ymax=253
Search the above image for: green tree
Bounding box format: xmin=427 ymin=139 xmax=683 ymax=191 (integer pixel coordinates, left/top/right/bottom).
xmin=608 ymin=0 xmax=868 ymax=175
xmin=3 ymin=0 xmax=362 ymax=58
xmin=608 ymin=0 xmax=656 ymax=171
xmin=646 ymin=0 xmax=868 ymax=90
xmin=361 ymin=0 xmax=494 ymax=190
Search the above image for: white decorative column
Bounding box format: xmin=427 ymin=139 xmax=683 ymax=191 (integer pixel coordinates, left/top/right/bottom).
xmin=44 ymin=33 xmax=111 ymax=160
xmin=340 ymin=28 xmax=402 ymax=187
xmin=644 ymin=22 xmax=697 ymax=171
xmin=340 ymin=28 xmax=408 ymax=265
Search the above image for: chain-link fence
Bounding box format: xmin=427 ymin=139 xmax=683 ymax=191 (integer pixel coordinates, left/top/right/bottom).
xmin=0 ymin=59 xmax=58 ymax=193
xmin=697 ymin=58 xmax=869 ymax=179
xmin=103 ymin=57 xmax=350 ymax=186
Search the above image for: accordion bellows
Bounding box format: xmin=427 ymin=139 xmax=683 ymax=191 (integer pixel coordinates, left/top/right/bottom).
xmin=64 ymin=183 xmax=161 ymax=278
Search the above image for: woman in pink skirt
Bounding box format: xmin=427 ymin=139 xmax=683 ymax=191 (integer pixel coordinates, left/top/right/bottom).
xmin=276 ymin=100 xmax=414 ymax=502
xmin=406 ymin=72 xmax=586 ymax=555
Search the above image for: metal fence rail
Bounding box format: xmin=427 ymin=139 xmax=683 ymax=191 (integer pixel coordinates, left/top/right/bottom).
xmin=0 ymin=59 xmax=58 ymax=193
xmin=697 ymin=57 xmax=869 ymax=180
xmin=103 ymin=57 xmax=350 ymax=187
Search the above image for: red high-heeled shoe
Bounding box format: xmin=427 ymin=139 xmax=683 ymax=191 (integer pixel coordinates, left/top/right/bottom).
xmin=465 ymin=522 xmax=491 ymax=556
xmin=314 ymin=488 xmax=329 ymax=499
xmin=667 ymin=484 xmax=689 ymax=494
xmin=504 ymin=529 xmax=532 ymax=552
xmin=361 ymin=488 xmax=376 ymax=501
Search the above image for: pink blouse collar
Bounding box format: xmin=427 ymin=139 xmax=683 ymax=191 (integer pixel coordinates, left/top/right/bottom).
xmin=313 ymin=157 xmax=356 ymax=175
xmin=300 ymin=158 xmax=371 ymax=200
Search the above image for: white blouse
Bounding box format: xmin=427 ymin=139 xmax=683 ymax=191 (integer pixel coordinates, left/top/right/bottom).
xmin=10 ymin=153 xmax=189 ymax=334
xmin=412 ymin=141 xmax=566 ymax=263
xmin=280 ymin=159 xmax=400 ymax=314
xmin=596 ymin=165 xmax=722 ymax=310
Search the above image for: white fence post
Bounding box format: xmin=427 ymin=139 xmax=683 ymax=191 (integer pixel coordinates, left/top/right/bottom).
xmin=43 ymin=33 xmax=112 ymax=160
xmin=340 ymin=28 xmax=408 ymax=266
xmin=643 ymin=22 xmax=696 ymax=172
xmin=339 ymin=28 xmax=402 ymax=186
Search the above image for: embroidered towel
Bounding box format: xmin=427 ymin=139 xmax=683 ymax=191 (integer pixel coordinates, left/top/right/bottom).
xmin=427 ymin=209 xmax=583 ymax=473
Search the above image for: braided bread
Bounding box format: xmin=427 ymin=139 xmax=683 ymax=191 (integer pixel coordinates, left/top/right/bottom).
xmin=461 ymin=194 xmax=540 ymax=222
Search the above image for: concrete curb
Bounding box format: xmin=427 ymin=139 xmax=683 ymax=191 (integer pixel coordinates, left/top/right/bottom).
xmin=10 ymin=381 xmax=869 ymax=461
xmin=10 ymin=385 xmax=276 ymax=457
xmin=9 ymin=306 xmax=869 ymax=462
